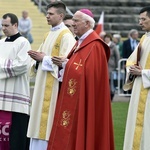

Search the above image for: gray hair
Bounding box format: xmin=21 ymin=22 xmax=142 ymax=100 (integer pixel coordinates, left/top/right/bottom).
xmin=129 ymin=29 xmax=138 ymax=37
xmin=77 ymin=11 xmax=95 ymax=29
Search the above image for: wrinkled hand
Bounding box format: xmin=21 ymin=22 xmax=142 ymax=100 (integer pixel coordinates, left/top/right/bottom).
xmin=51 ymin=56 xmax=67 ymax=67
xmin=129 ymin=64 xmax=142 ymax=76
xmin=28 ymin=50 xmax=46 ymax=62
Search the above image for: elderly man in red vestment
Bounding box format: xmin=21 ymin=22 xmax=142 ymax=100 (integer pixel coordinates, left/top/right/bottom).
xmin=47 ymin=9 xmax=115 ymax=150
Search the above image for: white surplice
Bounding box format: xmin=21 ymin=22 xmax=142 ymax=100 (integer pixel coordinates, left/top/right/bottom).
xmin=0 ymin=37 xmax=31 ymax=115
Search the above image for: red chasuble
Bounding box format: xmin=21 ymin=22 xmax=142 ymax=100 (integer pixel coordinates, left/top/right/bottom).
xmin=48 ymin=31 xmax=114 ymax=150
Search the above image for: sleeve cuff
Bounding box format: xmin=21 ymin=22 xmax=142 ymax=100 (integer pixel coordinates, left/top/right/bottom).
xmin=41 ymin=56 xmax=54 ymax=71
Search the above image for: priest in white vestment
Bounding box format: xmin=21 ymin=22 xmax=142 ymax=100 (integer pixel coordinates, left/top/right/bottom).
xmin=27 ymin=1 xmax=76 ymax=150
xmin=123 ymin=6 xmax=150 ymax=150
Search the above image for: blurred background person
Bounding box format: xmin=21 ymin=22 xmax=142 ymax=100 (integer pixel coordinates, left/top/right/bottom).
xmin=104 ymin=33 xmax=120 ymax=100
xmin=113 ymin=33 xmax=124 ymax=92
xmin=122 ymin=29 xmax=139 ymax=59
xmin=18 ymin=10 xmax=33 ymax=43
xmin=113 ymin=33 xmax=123 ymax=58
xmin=122 ymin=29 xmax=139 ymax=94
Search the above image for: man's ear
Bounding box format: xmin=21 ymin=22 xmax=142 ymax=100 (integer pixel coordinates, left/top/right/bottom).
xmin=60 ymin=13 xmax=64 ymax=20
xmin=85 ymin=20 xmax=90 ymax=27
xmin=15 ymin=23 xmax=18 ymax=28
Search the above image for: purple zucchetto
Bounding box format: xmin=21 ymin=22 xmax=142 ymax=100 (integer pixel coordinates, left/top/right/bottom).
xmin=79 ymin=9 xmax=94 ymax=18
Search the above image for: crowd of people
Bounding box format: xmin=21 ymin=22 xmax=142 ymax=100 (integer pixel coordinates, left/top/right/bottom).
xmin=0 ymin=0 xmax=150 ymax=150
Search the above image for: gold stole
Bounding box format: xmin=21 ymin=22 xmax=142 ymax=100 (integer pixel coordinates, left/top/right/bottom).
xmin=132 ymin=37 xmax=150 ymax=149
xmin=39 ymin=29 xmax=70 ymax=139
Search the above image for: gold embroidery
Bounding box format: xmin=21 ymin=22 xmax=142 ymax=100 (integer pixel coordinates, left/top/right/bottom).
xmin=67 ymin=79 xmax=77 ymax=96
xmin=74 ymin=59 xmax=82 ymax=70
xmin=133 ymin=53 xmax=150 ymax=149
xmin=39 ymin=29 xmax=70 ymax=139
xmin=54 ymin=43 xmax=60 ymax=50
xmin=60 ymin=110 xmax=71 ymax=127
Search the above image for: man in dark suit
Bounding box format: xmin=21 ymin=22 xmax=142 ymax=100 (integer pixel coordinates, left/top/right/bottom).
xmin=122 ymin=29 xmax=139 ymax=94
xmin=122 ymin=29 xmax=139 ymax=59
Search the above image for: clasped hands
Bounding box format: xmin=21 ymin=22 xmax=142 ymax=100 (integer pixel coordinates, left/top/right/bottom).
xmin=28 ymin=50 xmax=45 ymax=62
xmin=51 ymin=56 xmax=67 ymax=67
xmin=129 ymin=63 xmax=142 ymax=76
xmin=28 ymin=50 xmax=66 ymax=67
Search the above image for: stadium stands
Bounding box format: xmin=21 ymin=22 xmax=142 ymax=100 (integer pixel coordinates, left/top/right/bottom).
xmin=1 ymin=0 xmax=150 ymax=46
xmin=0 ymin=0 xmax=49 ymax=50
xmin=34 ymin=0 xmax=150 ymax=38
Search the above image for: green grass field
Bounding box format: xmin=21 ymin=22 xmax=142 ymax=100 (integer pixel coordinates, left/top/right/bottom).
xmin=112 ymin=101 xmax=129 ymax=150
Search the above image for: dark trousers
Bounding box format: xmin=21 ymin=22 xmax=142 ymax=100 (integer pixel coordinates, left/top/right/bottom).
xmin=10 ymin=112 xmax=30 ymax=150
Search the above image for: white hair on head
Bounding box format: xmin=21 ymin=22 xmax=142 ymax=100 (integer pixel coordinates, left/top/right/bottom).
xmin=113 ymin=34 xmax=121 ymax=39
xmin=129 ymin=29 xmax=138 ymax=36
xmin=76 ymin=11 xmax=95 ymax=29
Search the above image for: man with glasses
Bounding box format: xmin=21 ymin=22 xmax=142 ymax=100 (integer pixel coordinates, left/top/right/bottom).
xmin=0 ymin=13 xmax=31 ymax=150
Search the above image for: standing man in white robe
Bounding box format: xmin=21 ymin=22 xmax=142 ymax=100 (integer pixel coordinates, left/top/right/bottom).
xmin=123 ymin=6 xmax=150 ymax=150
xmin=27 ymin=1 xmax=76 ymax=150
xmin=0 ymin=13 xmax=31 ymax=150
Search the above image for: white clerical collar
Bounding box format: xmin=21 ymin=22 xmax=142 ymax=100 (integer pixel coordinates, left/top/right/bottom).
xmin=50 ymin=22 xmax=65 ymax=31
xmin=78 ymin=29 xmax=93 ymax=46
xmin=145 ymin=32 xmax=150 ymax=37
